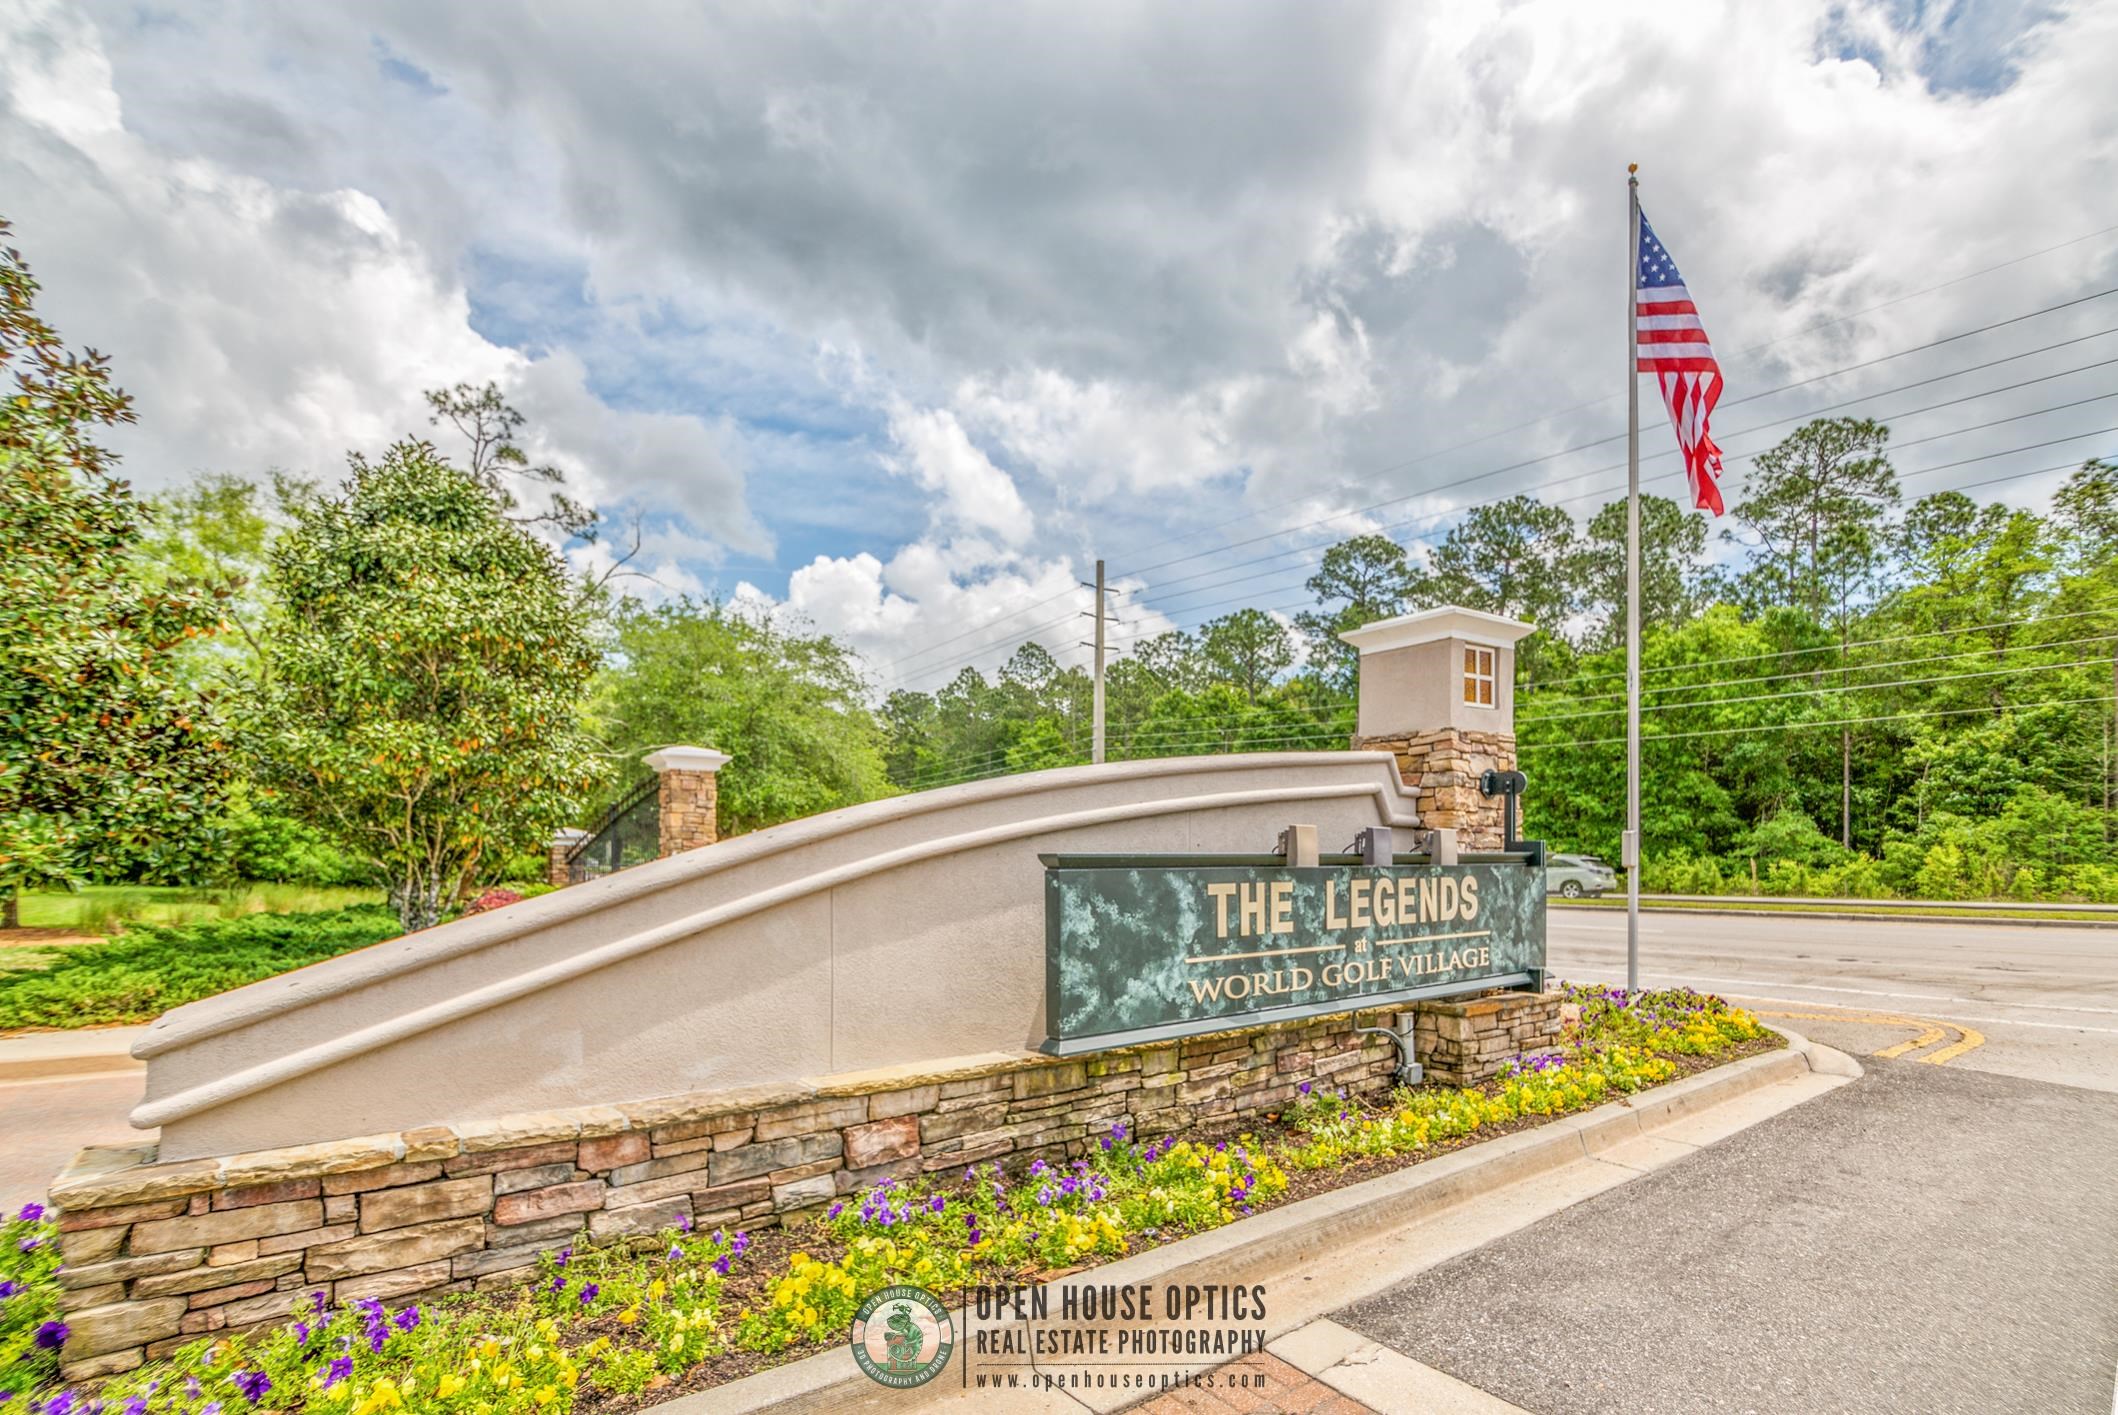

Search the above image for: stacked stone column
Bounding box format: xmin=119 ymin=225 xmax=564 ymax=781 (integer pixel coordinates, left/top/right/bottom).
xmin=643 ymin=745 xmax=729 ymax=857
xmin=1351 ymin=727 xmax=1517 ymax=851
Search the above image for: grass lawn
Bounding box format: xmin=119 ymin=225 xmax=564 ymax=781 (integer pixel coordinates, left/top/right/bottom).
xmin=8 ymin=883 xmax=382 ymax=938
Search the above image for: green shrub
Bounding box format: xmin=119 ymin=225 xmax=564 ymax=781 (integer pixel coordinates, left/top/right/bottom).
xmin=0 ymin=906 xmax=401 ymax=1029
xmin=220 ymin=802 xmax=369 ymax=886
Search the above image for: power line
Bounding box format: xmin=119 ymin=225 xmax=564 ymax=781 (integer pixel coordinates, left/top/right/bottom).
xmin=890 ymin=343 xmax=2118 ymax=693
xmin=1515 ymin=692 xmax=2112 ymax=750
xmin=1111 ymin=285 xmax=2118 ymax=580
xmin=1518 ymin=605 xmax=2118 ymax=691
xmin=1125 ymin=338 xmax=2118 ymax=614
xmin=1099 ymin=224 xmax=2118 ymax=573
xmin=1529 ymin=629 xmax=2118 ymax=707
xmin=1132 ymin=444 xmax=2110 ymax=646
xmin=1520 ymin=654 xmax=2109 ymax=724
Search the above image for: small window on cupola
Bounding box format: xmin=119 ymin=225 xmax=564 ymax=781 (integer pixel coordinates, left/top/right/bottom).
xmin=1463 ymin=646 xmax=1495 ymax=707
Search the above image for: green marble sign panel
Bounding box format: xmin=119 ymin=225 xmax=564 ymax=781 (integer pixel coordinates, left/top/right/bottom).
xmin=1043 ymin=858 xmax=1546 ymax=1053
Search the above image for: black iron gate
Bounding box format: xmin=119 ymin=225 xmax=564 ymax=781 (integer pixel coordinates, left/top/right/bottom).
xmin=565 ymin=775 xmax=659 ymax=882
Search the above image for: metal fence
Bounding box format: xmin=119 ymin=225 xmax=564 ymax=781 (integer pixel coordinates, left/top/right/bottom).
xmin=566 ymin=775 xmax=659 ymax=883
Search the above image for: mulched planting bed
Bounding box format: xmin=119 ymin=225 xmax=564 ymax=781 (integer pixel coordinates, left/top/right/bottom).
xmin=571 ymin=1029 xmax=1788 ymax=1413
xmin=5 ymin=988 xmax=1782 ymax=1415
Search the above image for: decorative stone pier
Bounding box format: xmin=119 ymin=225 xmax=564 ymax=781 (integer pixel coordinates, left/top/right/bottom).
xmin=643 ymin=744 xmax=728 ymax=856
xmin=1344 ymin=605 xmax=1560 ymax=1082
xmin=1342 ymin=606 xmax=1534 ymax=852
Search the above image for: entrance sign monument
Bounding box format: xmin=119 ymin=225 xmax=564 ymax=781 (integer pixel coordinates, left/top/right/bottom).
xmin=1045 ymin=855 xmax=1546 ymax=1052
xmin=45 ymin=604 xmax=1559 ymax=1382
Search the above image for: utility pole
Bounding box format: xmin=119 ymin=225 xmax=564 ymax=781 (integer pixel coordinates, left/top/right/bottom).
xmin=1092 ymin=558 xmax=1108 ymax=765
xmin=1624 ymin=165 xmax=1643 ymax=997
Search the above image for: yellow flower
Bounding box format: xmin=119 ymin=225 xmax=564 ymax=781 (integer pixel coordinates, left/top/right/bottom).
xmin=436 ymin=1373 xmax=467 ymax=1399
xmin=618 ymin=1306 xmax=639 ymax=1325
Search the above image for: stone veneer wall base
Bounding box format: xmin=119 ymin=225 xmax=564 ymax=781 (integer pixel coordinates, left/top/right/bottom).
xmin=50 ymin=1009 xmax=1422 ymax=1380
xmin=1412 ymin=989 xmax=1564 ymax=1086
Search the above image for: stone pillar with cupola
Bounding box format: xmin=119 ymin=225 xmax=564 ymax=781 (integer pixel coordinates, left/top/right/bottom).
xmin=1341 ymin=606 xmax=1535 ymax=854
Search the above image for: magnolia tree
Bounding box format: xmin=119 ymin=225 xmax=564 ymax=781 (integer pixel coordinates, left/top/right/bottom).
xmin=254 ymin=441 xmax=599 ymax=929
xmin=0 ymin=221 xmax=230 ymax=924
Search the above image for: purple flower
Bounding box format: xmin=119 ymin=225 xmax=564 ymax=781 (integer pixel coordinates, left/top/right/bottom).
xmin=321 ymin=1357 xmax=353 ymax=1391
xmin=711 ymin=1255 xmax=732 ymax=1277
xmin=393 ymin=1305 xmax=420 ymax=1332
xmin=966 ymin=1222 xmax=983 ymax=1246
xmin=928 ymin=1195 xmax=946 ymax=1214
xmin=16 ymin=1202 xmax=44 ymax=1222
xmin=549 ymin=1275 xmax=567 ymax=1293
xmin=1299 ymin=1081 xmax=1312 ymax=1095
xmin=18 ymin=1237 xmax=41 ymax=1253
xmin=827 ymin=1202 xmax=844 ymax=1219
xmin=579 ymin=1282 xmax=600 ymax=1305
xmin=37 ymin=1394 xmax=74 ymax=1415
xmin=292 ymin=1320 xmax=311 ymax=1345
xmin=311 ymin=1290 xmax=329 ymax=1314
xmin=232 ymin=1370 xmax=271 ymax=1405
xmin=675 ymin=1213 xmax=693 ymax=1233
xmin=556 ymin=1247 xmax=572 ymax=1266
xmin=667 ymin=1245 xmax=684 ymax=1261
xmin=732 ymin=1231 xmax=750 ymax=1256
xmin=0 ymin=1279 xmax=19 ymax=1298
xmin=34 ymin=1321 xmax=68 ymax=1351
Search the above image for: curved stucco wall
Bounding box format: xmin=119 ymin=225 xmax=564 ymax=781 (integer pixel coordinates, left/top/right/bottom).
xmin=135 ymin=752 xmax=1423 ymax=1160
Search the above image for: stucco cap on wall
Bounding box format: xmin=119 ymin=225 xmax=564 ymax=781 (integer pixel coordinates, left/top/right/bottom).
xmin=1338 ymin=605 xmax=1536 ymax=654
xmin=642 ymin=745 xmax=731 ymax=774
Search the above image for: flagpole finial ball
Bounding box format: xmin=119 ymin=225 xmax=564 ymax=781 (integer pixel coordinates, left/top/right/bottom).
xmin=1627 ymin=163 xmax=1638 ymax=174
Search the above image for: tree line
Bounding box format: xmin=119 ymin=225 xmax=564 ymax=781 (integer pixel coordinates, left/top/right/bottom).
xmin=9 ymin=212 xmax=2117 ymax=929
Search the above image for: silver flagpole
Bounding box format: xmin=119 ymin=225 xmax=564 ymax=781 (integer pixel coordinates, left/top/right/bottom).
xmin=1625 ymin=164 xmax=1642 ymax=995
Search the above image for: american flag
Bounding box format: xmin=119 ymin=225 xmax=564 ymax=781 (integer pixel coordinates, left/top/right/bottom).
xmin=1635 ymin=207 xmax=1725 ymax=515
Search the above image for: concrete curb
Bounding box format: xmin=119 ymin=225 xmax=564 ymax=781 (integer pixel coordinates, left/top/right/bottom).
xmin=664 ymin=1033 xmax=1852 ymax=1414
xmin=0 ymin=1028 xmax=148 ymax=1084
xmin=1554 ymin=902 xmax=2118 ymax=930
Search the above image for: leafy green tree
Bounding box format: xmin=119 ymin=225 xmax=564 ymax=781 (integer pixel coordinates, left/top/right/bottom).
xmin=0 ymin=221 xmax=232 ymax=921
xmin=1198 ymin=609 xmax=1295 ymax=702
xmin=1579 ymin=494 xmax=1707 ymax=648
xmin=252 ymin=441 xmax=600 ymax=929
xmin=1295 ymin=535 xmax=1416 ymax=690
xmin=589 ymin=598 xmax=889 ymax=831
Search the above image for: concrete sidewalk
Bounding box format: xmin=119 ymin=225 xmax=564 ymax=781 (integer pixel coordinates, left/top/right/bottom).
xmin=0 ymin=1026 xmax=146 ymax=1082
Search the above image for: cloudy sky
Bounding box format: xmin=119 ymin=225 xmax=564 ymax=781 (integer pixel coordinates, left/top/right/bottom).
xmin=4 ymin=0 xmax=2115 ymax=692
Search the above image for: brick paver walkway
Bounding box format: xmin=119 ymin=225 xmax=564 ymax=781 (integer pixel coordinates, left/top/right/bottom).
xmin=1134 ymin=1351 xmax=1373 ymax=1414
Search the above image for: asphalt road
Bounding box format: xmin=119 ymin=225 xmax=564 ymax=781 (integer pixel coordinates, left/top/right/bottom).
xmin=1549 ymin=908 xmax=2118 ymax=1092
xmin=1339 ymin=1059 xmax=2118 ymax=1414
xmin=0 ymin=1068 xmax=143 ymax=1214
xmin=1329 ymin=909 xmax=2118 ymax=1413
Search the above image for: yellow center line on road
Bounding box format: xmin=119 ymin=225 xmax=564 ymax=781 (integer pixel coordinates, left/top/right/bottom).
xmin=1874 ymin=1023 xmax=1947 ymax=1059
xmin=1754 ymin=1008 xmax=1985 ymax=1065
xmin=1918 ymin=1022 xmax=1987 ymax=1066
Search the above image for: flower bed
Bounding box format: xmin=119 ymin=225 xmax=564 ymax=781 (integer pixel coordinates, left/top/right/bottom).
xmin=3 ymin=986 xmax=1773 ymax=1413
